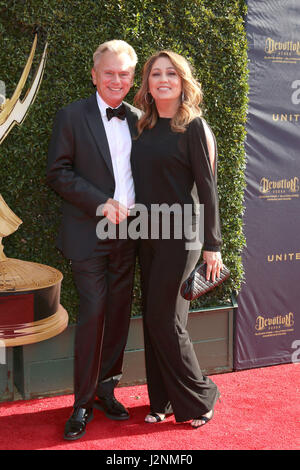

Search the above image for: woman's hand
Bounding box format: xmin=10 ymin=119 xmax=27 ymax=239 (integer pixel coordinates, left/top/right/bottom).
xmin=202 ymin=250 xmax=223 ymax=282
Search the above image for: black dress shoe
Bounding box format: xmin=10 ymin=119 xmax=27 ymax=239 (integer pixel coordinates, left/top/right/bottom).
xmin=64 ymin=407 xmax=93 ymax=441
xmin=94 ymin=395 xmax=129 ymax=421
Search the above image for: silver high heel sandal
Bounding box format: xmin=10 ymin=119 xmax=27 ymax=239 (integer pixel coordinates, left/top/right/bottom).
xmin=191 ymin=390 xmax=221 ymax=429
xmin=145 ymin=412 xmax=166 ymax=423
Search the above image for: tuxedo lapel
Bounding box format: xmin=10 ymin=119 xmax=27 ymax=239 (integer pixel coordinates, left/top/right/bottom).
xmin=85 ymin=94 xmax=114 ymax=177
xmin=84 ymin=96 xmax=140 ymax=177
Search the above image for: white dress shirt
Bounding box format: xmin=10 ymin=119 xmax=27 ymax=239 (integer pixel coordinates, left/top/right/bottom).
xmin=96 ymin=92 xmax=135 ymax=208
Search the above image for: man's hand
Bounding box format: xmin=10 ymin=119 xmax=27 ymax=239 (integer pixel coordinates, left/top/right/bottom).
xmin=102 ymin=198 xmax=129 ymax=224
xmin=202 ymin=250 xmax=223 ymax=282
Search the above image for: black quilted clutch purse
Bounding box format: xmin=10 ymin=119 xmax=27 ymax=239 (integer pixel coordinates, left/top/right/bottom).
xmin=180 ymin=262 xmax=230 ymax=301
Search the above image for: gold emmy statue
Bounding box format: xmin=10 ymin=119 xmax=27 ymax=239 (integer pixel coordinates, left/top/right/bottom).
xmin=0 ymin=33 xmax=68 ymax=346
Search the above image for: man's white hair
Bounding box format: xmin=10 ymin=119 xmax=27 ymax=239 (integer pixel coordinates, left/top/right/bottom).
xmin=93 ymin=39 xmax=137 ymax=69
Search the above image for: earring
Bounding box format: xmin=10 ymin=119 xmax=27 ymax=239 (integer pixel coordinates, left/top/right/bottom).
xmin=181 ymin=91 xmax=185 ymax=103
xmin=145 ymin=92 xmax=154 ymax=105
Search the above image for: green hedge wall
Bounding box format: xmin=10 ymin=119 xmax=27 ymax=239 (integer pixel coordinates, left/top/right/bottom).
xmin=0 ymin=0 xmax=248 ymax=322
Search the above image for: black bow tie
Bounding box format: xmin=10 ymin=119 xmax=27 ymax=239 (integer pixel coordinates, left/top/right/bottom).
xmin=106 ymin=104 xmax=126 ymax=121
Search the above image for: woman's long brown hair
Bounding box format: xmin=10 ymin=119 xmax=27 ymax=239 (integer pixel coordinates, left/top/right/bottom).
xmin=134 ymin=50 xmax=203 ymax=137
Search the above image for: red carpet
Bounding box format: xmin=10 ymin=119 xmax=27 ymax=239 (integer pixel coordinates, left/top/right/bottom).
xmin=0 ymin=363 xmax=299 ymax=450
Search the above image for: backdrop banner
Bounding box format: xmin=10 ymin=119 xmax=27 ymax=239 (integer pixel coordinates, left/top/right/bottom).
xmin=234 ymin=0 xmax=300 ymax=369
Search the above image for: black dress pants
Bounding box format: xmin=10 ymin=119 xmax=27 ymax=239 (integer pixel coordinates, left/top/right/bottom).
xmin=139 ymin=235 xmax=219 ymax=422
xmin=71 ymin=237 xmax=135 ymax=409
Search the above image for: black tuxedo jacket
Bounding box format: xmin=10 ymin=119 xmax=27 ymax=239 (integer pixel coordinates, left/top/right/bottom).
xmin=47 ymin=93 xmax=142 ymax=261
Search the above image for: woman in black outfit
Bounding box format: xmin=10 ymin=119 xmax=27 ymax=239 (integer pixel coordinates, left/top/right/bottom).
xmin=131 ymin=51 xmax=223 ymax=428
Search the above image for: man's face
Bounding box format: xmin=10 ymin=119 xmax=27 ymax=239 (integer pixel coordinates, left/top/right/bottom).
xmin=92 ymin=51 xmax=134 ymax=108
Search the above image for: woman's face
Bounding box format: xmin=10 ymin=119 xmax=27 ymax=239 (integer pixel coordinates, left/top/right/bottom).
xmin=148 ymin=56 xmax=182 ymax=106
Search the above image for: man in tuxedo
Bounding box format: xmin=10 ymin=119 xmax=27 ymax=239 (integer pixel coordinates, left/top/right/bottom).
xmin=47 ymin=40 xmax=141 ymax=440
